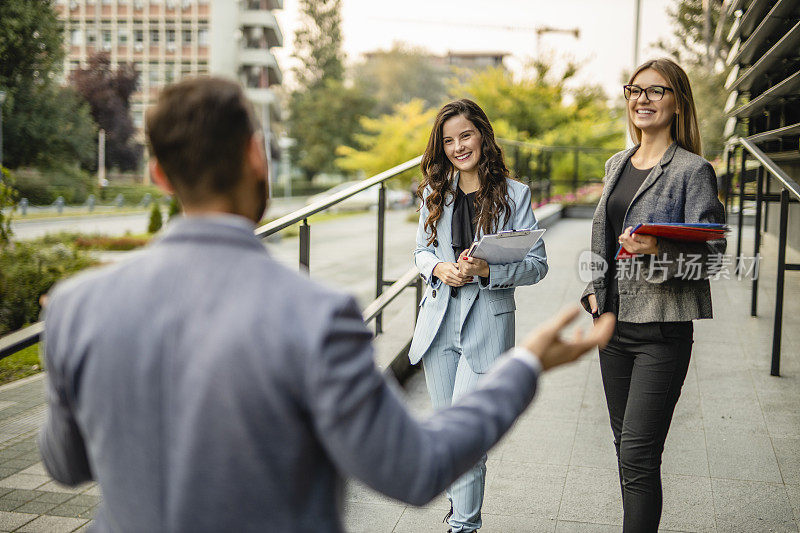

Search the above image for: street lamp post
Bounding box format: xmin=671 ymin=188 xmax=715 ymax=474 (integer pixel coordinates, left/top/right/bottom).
xmin=633 ymin=0 xmax=641 ymax=68
xmin=0 ymin=90 xmax=6 ymax=169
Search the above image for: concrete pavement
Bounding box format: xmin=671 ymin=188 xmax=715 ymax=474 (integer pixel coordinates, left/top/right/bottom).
xmin=341 ymin=218 xmax=800 ymax=532
xmin=0 ymin=216 xmax=798 ymax=532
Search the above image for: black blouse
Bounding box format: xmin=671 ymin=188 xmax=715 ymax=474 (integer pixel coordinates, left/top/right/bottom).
xmin=605 ymin=158 xmax=653 ymax=304
xmin=451 ymin=188 xmax=478 ymax=259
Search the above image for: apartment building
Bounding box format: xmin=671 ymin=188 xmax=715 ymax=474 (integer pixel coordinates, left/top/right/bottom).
xmin=54 ymin=0 xmax=283 ymax=163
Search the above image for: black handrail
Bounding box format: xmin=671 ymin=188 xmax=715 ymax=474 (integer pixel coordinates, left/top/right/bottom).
xmin=363 ymin=267 xmax=420 ymax=324
xmin=738 ymin=137 xmax=800 ymax=201
xmin=727 ymin=136 xmax=800 ymax=376
xmin=0 ymin=155 xmax=426 ymax=363
xmin=0 ymin=323 xmax=44 ymax=361
xmin=254 ymin=156 xmax=422 ymax=238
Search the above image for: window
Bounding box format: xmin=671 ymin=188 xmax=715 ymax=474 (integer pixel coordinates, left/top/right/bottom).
xmin=86 ymin=30 xmax=97 ymax=44
xmin=148 ymin=66 xmax=159 ymax=84
xmin=165 ymin=62 xmax=175 ymax=83
xmin=181 ymin=29 xmax=192 ymax=44
xmin=198 ymin=28 xmax=208 ymax=46
xmin=133 ymin=108 xmax=144 ymax=129
xmin=102 ymin=30 xmax=112 ymax=50
xmin=70 ymin=29 xmax=83 ymax=46
xmin=149 ymin=29 xmax=160 ymax=44
xmin=166 ymin=29 xmax=176 ymax=45
xmin=118 ymin=25 xmax=129 ymax=44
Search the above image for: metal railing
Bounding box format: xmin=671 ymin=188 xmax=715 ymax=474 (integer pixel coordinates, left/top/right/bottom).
xmin=498 ymin=139 xmax=618 ymax=204
xmin=725 ymin=136 xmax=800 ymax=376
xmin=255 ymin=155 xmax=423 ymax=335
xmin=1 ymin=156 xmax=426 ymax=380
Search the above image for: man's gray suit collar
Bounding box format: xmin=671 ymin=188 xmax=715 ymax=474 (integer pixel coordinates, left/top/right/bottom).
xmin=156 ymin=216 xmax=264 ymax=251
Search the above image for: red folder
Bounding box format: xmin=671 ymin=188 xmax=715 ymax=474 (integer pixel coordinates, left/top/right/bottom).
xmin=615 ymin=223 xmax=727 ymax=259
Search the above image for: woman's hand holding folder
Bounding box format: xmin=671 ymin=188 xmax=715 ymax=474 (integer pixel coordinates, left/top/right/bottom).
xmin=618 ymin=226 xmax=659 ymax=256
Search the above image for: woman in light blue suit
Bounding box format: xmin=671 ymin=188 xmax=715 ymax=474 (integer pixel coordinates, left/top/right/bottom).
xmin=408 ymin=99 xmax=548 ymax=532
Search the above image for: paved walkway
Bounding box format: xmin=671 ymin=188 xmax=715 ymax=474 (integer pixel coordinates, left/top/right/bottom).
xmin=341 ymin=218 xmax=800 ymax=532
xmin=0 ymin=217 xmax=798 ymax=532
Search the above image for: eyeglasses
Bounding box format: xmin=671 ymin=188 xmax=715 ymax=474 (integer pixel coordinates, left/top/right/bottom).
xmin=623 ymin=84 xmax=674 ymax=101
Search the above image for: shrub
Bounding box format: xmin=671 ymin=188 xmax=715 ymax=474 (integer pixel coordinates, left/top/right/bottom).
xmin=167 ymin=196 xmax=181 ymax=220
xmin=73 ymin=235 xmax=150 ymax=251
xmin=1 ymin=167 xmax=17 ymax=244
xmin=0 ymin=243 xmax=97 ymax=336
xmin=12 ymin=164 xmax=94 ymax=205
xmin=100 ymin=183 xmax=165 ymax=204
xmin=148 ymin=202 xmax=163 ymax=233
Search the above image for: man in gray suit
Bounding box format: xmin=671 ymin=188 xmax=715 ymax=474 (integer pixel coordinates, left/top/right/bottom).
xmin=39 ymin=78 xmax=614 ymax=532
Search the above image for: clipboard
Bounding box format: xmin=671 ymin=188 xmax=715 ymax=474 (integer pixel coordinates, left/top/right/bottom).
xmin=466 ymin=228 xmax=546 ymax=264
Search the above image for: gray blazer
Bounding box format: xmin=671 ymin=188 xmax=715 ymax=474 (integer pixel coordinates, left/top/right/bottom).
xmin=39 ymin=216 xmax=540 ymax=533
xmin=580 ymin=143 xmax=726 ymax=322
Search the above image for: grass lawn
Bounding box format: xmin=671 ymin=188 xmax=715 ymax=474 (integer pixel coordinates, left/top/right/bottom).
xmin=0 ymin=344 xmax=42 ymax=386
xmin=268 ymin=209 xmax=370 ymax=238
xmin=11 ymin=207 xmax=149 ymax=221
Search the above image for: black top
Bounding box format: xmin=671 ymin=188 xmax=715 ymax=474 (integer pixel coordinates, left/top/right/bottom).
xmin=452 ymin=188 xmax=478 ymax=259
xmin=605 ymin=159 xmax=653 ymax=304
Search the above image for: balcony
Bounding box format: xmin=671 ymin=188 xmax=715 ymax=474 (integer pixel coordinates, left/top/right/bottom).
xmin=243 ymin=0 xmax=283 ymax=10
xmin=240 ymin=10 xmax=283 ymax=48
xmin=241 ymin=24 xmax=283 ymax=50
xmin=240 ymin=62 xmax=282 ymax=91
xmin=239 ymin=48 xmax=280 ymax=71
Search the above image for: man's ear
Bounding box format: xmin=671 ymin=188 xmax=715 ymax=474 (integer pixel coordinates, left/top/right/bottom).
xmin=150 ymin=159 xmax=175 ymax=195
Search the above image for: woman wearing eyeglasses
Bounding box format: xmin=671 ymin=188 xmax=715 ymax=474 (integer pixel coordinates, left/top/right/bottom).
xmin=580 ymin=58 xmax=725 ymax=532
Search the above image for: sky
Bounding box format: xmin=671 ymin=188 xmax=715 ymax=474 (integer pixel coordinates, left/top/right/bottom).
xmin=274 ymin=0 xmax=679 ymax=100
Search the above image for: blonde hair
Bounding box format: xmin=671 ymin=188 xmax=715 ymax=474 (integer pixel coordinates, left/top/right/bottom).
xmin=627 ymin=58 xmax=702 ymax=156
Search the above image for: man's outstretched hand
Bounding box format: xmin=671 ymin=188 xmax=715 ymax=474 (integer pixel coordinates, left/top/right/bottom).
xmin=522 ymin=306 xmax=615 ymax=371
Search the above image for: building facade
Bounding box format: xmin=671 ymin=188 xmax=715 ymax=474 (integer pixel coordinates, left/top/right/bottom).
xmin=54 ymin=0 xmax=283 ymax=169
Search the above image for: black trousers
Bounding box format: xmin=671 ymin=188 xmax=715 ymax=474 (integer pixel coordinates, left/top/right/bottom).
xmin=599 ymin=319 xmax=693 ymax=533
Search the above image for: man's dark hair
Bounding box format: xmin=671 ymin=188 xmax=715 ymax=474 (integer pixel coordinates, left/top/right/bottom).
xmin=146 ymin=77 xmax=258 ymax=202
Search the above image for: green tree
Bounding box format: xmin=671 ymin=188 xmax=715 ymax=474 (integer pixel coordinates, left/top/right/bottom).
xmin=0 ymin=0 xmax=63 ymax=89
xmin=3 ymin=82 xmax=96 ymax=170
xmin=287 ymin=0 xmax=374 ymax=181
xmin=655 ymin=0 xmax=734 ymax=158
xmin=352 ymin=44 xmax=449 ymax=116
xmin=336 ymin=99 xmax=436 ymax=186
xmin=0 ymin=0 xmax=97 ymax=170
xmin=449 ymin=66 xmax=573 ymax=141
xmin=0 ymin=167 xmax=17 ymax=246
xmin=289 ymin=80 xmax=373 ymax=181
xmin=292 ymin=0 xmax=345 ymax=89
xmin=449 ymin=60 xmax=625 ymax=186
xmin=655 ymin=0 xmax=732 ymax=68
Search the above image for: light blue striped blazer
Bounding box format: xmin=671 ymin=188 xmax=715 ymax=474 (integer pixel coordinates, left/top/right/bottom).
xmin=409 ymin=175 xmax=548 ymax=373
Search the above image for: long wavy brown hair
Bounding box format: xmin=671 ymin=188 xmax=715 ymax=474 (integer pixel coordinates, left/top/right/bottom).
xmin=418 ymin=99 xmax=513 ymax=246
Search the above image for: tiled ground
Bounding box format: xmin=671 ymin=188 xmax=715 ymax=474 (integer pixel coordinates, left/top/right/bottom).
xmin=342 ymin=218 xmax=800 ymax=532
xmin=0 ymin=216 xmax=798 ymax=532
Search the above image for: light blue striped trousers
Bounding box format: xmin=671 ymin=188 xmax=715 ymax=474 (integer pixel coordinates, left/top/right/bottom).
xmin=422 ymin=287 xmax=497 ymax=533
